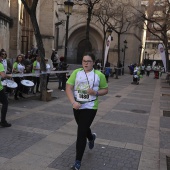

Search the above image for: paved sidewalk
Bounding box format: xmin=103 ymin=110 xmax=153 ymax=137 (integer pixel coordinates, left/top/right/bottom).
xmin=0 ymin=72 xmax=170 ymax=170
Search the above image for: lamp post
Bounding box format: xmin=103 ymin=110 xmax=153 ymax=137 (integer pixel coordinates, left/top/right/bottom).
xmin=122 ymin=40 xmax=128 ymax=75
xmin=64 ymin=0 xmax=74 ymax=62
xmin=147 ymin=53 xmax=150 ymax=65
xmin=144 ymin=51 xmax=147 ymax=65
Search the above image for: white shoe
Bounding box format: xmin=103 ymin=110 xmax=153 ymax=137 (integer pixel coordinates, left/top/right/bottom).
xmin=61 ymin=89 xmax=65 ymax=92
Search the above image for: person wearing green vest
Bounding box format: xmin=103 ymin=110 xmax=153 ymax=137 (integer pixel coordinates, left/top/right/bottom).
xmin=0 ymin=51 xmax=12 ymax=127
xmin=32 ymin=55 xmax=41 ymax=94
xmin=12 ymin=54 xmax=26 ymax=100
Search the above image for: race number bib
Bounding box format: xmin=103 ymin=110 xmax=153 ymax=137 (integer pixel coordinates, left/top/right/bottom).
xmin=76 ymin=90 xmax=90 ymax=102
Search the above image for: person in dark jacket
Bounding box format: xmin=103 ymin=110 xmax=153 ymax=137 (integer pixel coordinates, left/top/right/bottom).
xmin=51 ymin=49 xmax=59 ymax=69
xmin=58 ymin=56 xmax=69 ymax=91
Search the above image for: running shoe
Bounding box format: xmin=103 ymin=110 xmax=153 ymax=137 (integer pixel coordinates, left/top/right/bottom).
xmin=71 ymin=160 xmax=81 ymax=170
xmin=88 ymin=133 xmax=97 ymax=150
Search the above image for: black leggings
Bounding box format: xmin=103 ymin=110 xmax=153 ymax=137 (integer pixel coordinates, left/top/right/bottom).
xmin=0 ymin=89 xmax=8 ymax=122
xmin=73 ymin=109 xmax=97 ymax=161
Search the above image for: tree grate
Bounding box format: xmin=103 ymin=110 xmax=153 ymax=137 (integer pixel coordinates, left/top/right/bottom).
xmin=162 ymin=93 xmax=170 ymax=97
xmin=162 ymin=86 xmax=170 ymax=89
xmin=166 ymin=156 xmax=170 ymax=170
xmin=163 ymin=110 xmax=170 ymax=117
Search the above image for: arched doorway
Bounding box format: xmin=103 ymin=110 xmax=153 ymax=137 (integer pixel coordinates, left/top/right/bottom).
xmin=77 ymin=39 xmax=92 ymax=64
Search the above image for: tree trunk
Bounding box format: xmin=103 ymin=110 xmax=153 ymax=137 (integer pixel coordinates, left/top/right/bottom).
xmin=165 ymin=48 xmax=169 ymax=72
xmin=102 ymin=29 xmax=106 ymax=68
xmin=21 ymin=0 xmax=48 ymax=101
xmin=85 ymin=6 xmax=92 ymax=51
xmin=30 ymin=13 xmax=47 ymax=101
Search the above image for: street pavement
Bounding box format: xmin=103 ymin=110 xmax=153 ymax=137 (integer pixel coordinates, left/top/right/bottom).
xmin=0 ymin=72 xmax=170 ymax=170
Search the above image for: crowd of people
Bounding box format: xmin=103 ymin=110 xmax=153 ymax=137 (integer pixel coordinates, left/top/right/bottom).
xmin=0 ymin=51 xmax=109 ymax=170
xmin=0 ymin=49 xmax=43 ymax=99
xmin=129 ymin=63 xmax=164 ymax=77
xmin=0 ymin=47 xmax=69 ymax=100
xmin=129 ymin=62 xmax=164 ymax=85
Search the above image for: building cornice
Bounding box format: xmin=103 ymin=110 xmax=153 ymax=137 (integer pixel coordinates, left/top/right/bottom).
xmin=41 ymin=34 xmax=54 ymax=39
xmin=0 ymin=11 xmax=13 ymax=27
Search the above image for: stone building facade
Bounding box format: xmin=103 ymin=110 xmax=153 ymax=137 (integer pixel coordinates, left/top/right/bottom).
xmin=0 ymin=0 xmax=11 ymax=56
xmin=55 ymin=0 xmax=143 ymax=71
xmin=0 ymin=0 xmax=143 ymax=73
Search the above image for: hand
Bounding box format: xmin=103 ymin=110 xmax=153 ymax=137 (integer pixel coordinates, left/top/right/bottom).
xmin=72 ymin=101 xmax=81 ymax=110
xmin=87 ymin=88 xmax=96 ymax=96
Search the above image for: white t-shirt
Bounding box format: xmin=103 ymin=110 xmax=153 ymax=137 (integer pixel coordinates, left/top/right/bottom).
xmin=2 ymin=59 xmax=7 ymax=73
xmin=46 ymin=63 xmax=51 ymax=73
xmin=67 ymin=68 xmax=108 ymax=109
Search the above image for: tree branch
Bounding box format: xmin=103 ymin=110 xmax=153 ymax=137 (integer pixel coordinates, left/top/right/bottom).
xmin=21 ymin=0 xmax=31 ymax=14
xmin=31 ymin=0 xmax=39 ymax=12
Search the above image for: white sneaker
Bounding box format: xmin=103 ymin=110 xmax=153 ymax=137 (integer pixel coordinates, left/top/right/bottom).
xmin=61 ymin=89 xmax=65 ymax=92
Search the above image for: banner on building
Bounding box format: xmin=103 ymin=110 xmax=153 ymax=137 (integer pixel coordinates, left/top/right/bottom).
xmin=158 ymin=43 xmax=166 ymax=72
xmin=152 ymin=61 xmax=156 ymax=68
xmin=104 ymin=35 xmax=111 ymax=68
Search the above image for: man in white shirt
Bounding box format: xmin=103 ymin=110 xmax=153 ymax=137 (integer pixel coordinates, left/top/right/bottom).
xmin=1 ymin=50 xmax=12 ymax=73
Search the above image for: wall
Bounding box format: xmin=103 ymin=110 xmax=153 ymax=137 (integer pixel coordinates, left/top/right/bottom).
xmin=38 ymin=0 xmax=55 ymax=59
xmin=0 ymin=0 xmax=10 ymax=56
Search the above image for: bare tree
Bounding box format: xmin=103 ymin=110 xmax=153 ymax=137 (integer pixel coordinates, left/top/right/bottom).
xmin=93 ymin=0 xmax=113 ymax=66
xmin=76 ymin=0 xmax=101 ymax=51
xmin=106 ymin=0 xmax=137 ymax=78
xmin=21 ymin=0 xmax=47 ymax=100
xmin=85 ymin=0 xmax=101 ymax=50
xmin=133 ymin=0 xmax=170 ymax=71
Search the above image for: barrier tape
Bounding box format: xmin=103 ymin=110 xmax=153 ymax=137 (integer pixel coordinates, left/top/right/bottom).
xmin=1 ymin=68 xmax=124 ymax=78
xmin=0 ymin=70 xmax=73 ymax=78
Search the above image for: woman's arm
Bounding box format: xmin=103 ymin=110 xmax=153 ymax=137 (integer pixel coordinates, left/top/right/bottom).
xmin=12 ymin=67 xmax=19 ymax=73
xmin=87 ymin=87 xmax=108 ymax=96
xmin=0 ymin=71 xmax=12 ymax=79
xmin=66 ymin=84 xmax=81 ymax=110
xmin=98 ymin=88 xmax=108 ymax=96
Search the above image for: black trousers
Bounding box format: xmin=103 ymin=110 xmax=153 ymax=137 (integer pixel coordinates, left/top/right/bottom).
xmin=146 ymin=71 xmax=150 ymax=76
xmin=0 ymin=89 xmax=8 ymax=122
xmin=141 ymin=70 xmax=145 ymax=75
xmin=73 ymin=109 xmax=97 ymax=161
xmin=13 ymin=77 xmax=23 ymax=97
xmin=58 ymin=74 xmax=66 ymax=90
xmin=33 ymin=77 xmax=40 ymax=92
xmin=46 ymin=74 xmax=49 ymax=89
xmin=105 ymin=75 xmax=109 ymax=82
